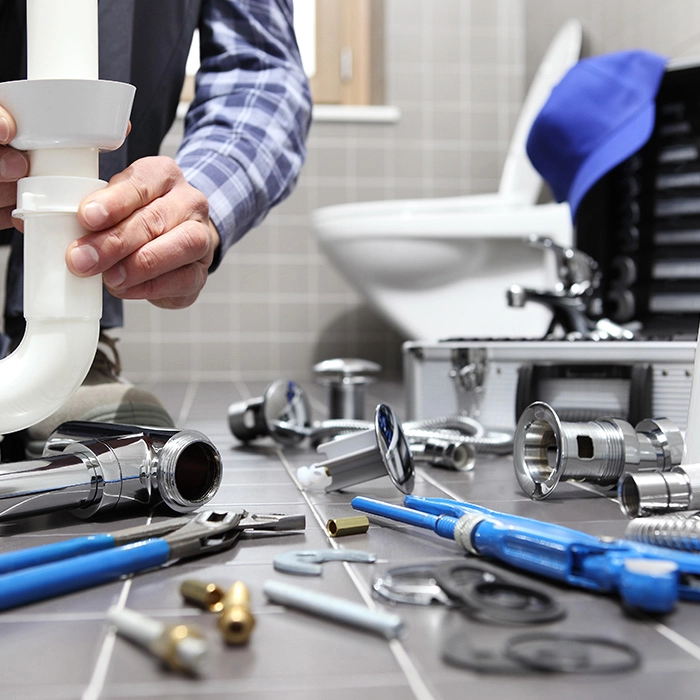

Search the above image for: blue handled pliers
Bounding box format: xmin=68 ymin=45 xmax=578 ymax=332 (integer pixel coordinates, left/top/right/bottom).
xmin=351 ymin=494 xmax=700 ymax=615
xmin=0 ymin=509 xmax=305 ymax=611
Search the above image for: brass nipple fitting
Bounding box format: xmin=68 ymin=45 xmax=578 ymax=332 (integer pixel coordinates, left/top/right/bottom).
xmin=218 ymin=581 xmax=256 ymax=645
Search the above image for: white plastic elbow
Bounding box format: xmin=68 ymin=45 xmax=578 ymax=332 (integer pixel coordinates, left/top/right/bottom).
xmin=0 ymin=0 xmax=134 ymax=433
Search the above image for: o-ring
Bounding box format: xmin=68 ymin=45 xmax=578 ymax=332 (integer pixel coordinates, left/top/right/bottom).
xmin=504 ymin=632 xmax=641 ymax=674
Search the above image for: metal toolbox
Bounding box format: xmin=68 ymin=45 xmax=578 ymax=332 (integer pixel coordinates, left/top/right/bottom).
xmin=403 ymin=339 xmax=697 ymax=431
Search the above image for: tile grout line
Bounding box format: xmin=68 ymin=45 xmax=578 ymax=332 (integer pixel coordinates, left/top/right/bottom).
xmin=81 ymin=578 xmax=134 ymax=700
xmin=654 ymin=623 xmax=700 ymax=662
xmin=176 ymin=378 xmax=200 ymax=426
xmin=275 ymin=448 xmax=439 ymax=700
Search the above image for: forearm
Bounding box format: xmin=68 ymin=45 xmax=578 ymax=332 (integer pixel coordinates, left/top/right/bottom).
xmin=176 ymin=0 xmax=312 ymax=269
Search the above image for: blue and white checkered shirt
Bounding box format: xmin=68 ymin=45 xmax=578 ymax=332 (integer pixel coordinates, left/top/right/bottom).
xmin=176 ymin=0 xmax=312 ymax=269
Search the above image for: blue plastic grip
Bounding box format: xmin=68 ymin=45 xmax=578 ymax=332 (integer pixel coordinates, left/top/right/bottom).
xmin=0 ymin=538 xmax=171 ymax=611
xmin=0 ymin=534 xmax=116 ymax=575
xmin=351 ymin=496 xmax=458 ymax=540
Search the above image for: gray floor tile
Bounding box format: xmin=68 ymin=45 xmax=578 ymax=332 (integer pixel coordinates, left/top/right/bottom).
xmin=2 ymin=379 xmax=700 ymax=698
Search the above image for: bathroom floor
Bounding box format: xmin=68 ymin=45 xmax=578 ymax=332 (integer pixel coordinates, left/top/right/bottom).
xmin=2 ymin=376 xmax=700 ymax=700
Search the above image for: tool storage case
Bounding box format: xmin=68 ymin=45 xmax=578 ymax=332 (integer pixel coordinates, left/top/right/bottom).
xmin=404 ymin=61 xmax=700 ymax=432
xmin=403 ymin=339 xmax=696 ymax=430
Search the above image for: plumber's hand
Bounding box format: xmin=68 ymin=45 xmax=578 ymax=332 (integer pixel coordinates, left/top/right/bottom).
xmin=0 ymin=107 xmax=30 ymax=230
xmin=69 ymin=155 xmax=220 ymax=310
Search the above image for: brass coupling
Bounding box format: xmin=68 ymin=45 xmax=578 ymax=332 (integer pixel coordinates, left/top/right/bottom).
xmin=181 ymin=579 xmax=255 ymax=645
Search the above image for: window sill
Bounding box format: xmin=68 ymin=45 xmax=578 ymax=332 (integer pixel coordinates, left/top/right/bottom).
xmin=177 ymin=102 xmax=401 ymax=124
xmin=311 ymin=104 xmax=401 ymax=123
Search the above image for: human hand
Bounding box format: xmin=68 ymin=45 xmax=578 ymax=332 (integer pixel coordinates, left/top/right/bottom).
xmin=68 ymin=155 xmax=220 ymax=309
xmin=0 ymin=106 xmax=30 ymax=230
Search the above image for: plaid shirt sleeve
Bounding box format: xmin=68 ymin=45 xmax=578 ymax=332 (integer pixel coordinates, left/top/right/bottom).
xmin=176 ymin=0 xmax=312 ymax=270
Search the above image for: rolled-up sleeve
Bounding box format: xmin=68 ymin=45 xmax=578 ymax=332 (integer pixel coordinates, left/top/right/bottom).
xmin=176 ymin=0 xmax=312 ymax=270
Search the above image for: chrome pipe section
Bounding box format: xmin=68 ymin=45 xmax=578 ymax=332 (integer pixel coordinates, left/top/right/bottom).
xmin=409 ymin=438 xmax=475 ymax=472
xmin=624 ymin=512 xmax=700 ymax=551
xmin=618 ymin=463 xmax=700 ymax=518
xmin=513 ymin=401 xmax=683 ymax=500
xmin=0 ymin=421 xmax=222 ymax=521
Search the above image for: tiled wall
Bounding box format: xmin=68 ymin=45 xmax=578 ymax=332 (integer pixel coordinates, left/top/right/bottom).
xmin=119 ymin=0 xmax=700 ymax=383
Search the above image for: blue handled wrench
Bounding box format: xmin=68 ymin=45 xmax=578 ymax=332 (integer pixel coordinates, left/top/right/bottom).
xmin=0 ymin=509 xmax=305 ymax=610
xmin=352 ymin=494 xmax=700 ymax=614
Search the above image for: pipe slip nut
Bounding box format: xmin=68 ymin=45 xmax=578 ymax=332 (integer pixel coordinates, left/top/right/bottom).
xmin=513 ymin=402 xmax=683 ymax=500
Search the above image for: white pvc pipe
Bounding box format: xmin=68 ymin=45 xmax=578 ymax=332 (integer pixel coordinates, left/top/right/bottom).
xmin=0 ymin=0 xmax=105 ymax=433
xmin=26 ymin=0 xmax=98 ymax=80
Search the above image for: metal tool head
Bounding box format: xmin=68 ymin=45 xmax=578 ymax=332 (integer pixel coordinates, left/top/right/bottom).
xmin=163 ymin=509 xmax=304 ymax=561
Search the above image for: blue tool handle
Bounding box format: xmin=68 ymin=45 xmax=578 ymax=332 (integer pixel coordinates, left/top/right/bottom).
xmin=0 ymin=534 xmax=116 ymax=575
xmin=471 ymin=518 xmax=607 ymax=591
xmin=406 ymin=495 xmax=604 ymax=547
xmin=351 ymin=496 xmax=458 ymax=539
xmin=0 ymin=538 xmax=171 ymax=611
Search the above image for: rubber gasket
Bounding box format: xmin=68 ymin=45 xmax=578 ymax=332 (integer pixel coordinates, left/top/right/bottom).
xmin=504 ymin=632 xmax=642 ymax=674
xmin=464 ymin=579 xmax=567 ymax=624
xmin=434 ymin=563 xmax=565 ymax=625
xmin=442 ymin=632 xmax=528 ymax=674
xmin=442 ymin=630 xmax=641 ymax=675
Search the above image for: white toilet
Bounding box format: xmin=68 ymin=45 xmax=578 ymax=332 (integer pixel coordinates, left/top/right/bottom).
xmin=311 ymin=20 xmax=583 ymax=341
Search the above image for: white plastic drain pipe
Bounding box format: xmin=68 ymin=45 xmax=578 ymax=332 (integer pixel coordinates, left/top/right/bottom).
xmin=0 ymin=0 xmax=134 ymax=433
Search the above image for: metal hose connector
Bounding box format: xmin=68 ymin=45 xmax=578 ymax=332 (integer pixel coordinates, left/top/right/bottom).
xmin=513 ymin=402 xmax=684 ymax=500
xmin=624 ymin=512 xmax=700 ymax=552
xmin=0 ymin=420 xmax=223 ymax=521
xmin=618 ymin=464 xmax=700 ymax=518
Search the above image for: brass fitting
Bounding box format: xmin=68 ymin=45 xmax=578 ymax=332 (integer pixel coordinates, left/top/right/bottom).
xmin=218 ymin=581 xmax=256 ymax=645
xmin=326 ymin=515 xmax=370 ymax=537
xmin=180 ymin=579 xmax=226 ymax=613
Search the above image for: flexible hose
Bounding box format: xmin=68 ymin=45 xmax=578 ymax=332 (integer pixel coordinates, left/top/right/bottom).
xmin=306 ymin=416 xmax=513 ymax=455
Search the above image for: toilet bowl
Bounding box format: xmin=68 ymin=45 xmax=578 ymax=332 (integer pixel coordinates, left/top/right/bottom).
xmin=312 ymin=197 xmax=573 ymax=340
xmin=311 ymin=20 xmax=582 ymax=341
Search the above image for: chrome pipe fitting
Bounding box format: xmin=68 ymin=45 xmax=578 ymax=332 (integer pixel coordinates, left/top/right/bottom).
xmin=313 ymin=358 xmax=381 ymax=420
xmin=618 ymin=464 xmax=700 ymax=518
xmin=297 ymin=404 xmax=414 ymax=494
xmin=0 ymin=420 xmax=222 ymax=521
xmin=513 ymin=402 xmax=683 ymax=500
xmin=409 ymin=437 xmax=476 ymax=472
xmin=227 ymin=379 xmax=311 ymax=447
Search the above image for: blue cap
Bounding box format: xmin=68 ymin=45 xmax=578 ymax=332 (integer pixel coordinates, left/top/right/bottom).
xmin=526 ymin=50 xmax=668 ymax=220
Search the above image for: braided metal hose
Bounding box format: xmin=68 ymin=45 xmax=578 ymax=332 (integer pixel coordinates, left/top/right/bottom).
xmin=307 ymin=416 xmax=513 ymax=455
xmin=624 ymin=512 xmax=700 ymax=552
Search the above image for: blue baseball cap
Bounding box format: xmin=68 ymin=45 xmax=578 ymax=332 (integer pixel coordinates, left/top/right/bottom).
xmin=526 ymin=50 xmax=668 ymax=220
